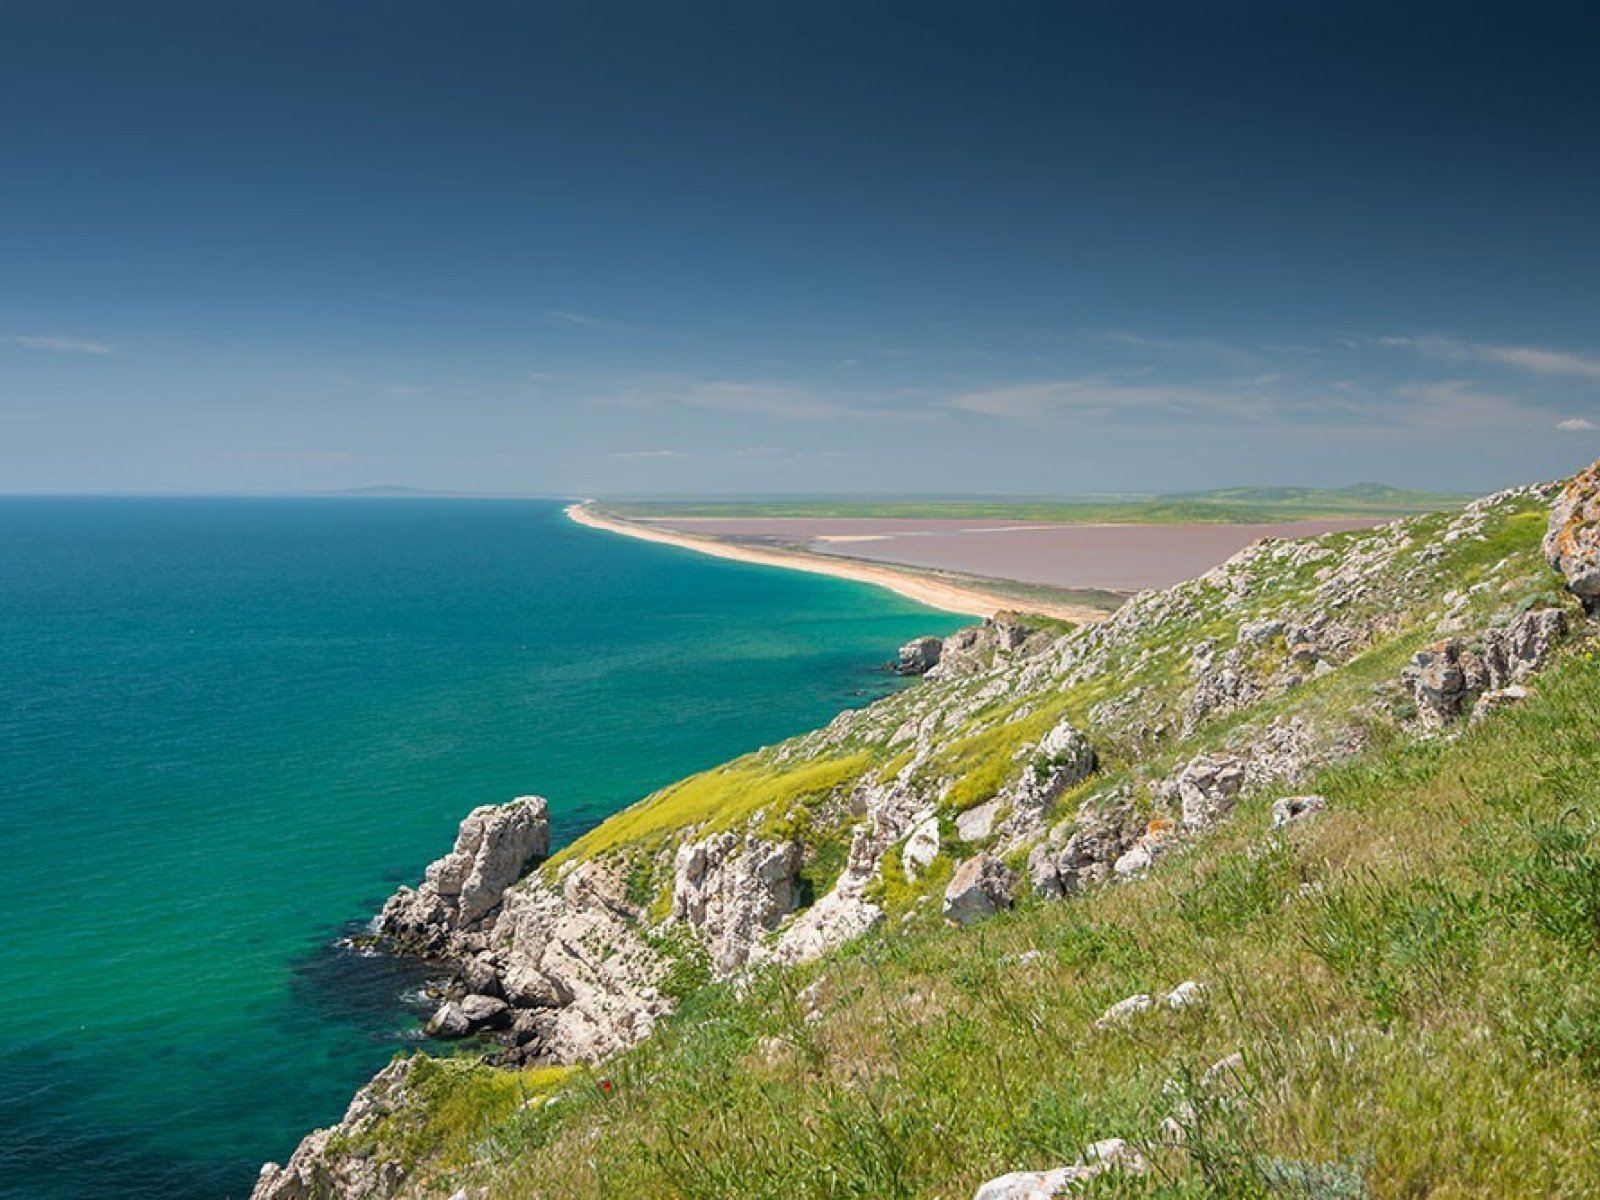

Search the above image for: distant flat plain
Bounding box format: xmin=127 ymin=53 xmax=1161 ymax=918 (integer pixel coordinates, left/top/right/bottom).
xmin=591 ymin=488 xmax=1461 ymax=612
xmin=627 ymin=515 xmax=1385 ymax=593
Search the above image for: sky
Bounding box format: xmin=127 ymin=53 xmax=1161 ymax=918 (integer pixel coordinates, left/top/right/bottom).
xmin=1 ymin=0 xmax=1598 ymax=496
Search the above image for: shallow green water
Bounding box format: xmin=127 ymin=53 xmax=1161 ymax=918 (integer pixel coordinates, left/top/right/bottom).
xmin=0 ymin=497 xmax=961 ymax=1198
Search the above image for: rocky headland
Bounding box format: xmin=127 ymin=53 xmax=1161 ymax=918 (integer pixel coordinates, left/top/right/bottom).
xmin=256 ymin=462 xmax=1600 ymax=1199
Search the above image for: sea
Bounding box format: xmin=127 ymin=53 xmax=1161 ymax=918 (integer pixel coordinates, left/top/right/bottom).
xmin=0 ymin=497 xmax=962 ymax=1199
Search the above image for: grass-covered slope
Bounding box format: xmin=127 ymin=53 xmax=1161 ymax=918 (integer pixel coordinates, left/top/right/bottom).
xmin=432 ymin=652 xmax=1600 ymax=1198
xmin=301 ymin=478 xmax=1600 ymax=1198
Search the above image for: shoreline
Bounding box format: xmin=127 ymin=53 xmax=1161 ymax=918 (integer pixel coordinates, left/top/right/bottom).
xmin=565 ymin=503 xmax=1112 ymax=624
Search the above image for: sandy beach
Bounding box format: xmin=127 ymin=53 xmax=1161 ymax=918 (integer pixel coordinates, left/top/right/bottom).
xmin=565 ymin=504 xmax=1111 ymax=623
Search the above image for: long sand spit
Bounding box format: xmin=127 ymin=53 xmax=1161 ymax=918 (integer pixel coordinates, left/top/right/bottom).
xmin=565 ymin=504 xmax=1111 ymax=624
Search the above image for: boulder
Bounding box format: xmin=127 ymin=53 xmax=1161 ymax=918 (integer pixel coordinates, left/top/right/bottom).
xmin=1482 ymin=607 xmax=1567 ymax=685
xmin=896 ymin=636 xmax=944 ymax=675
xmin=943 ymin=854 xmax=1019 ymax=925
xmin=1270 ymin=794 xmax=1327 ymax=829
xmin=1095 ymin=993 xmax=1153 ymax=1028
xmin=1164 ymin=980 xmax=1206 ymax=1010
xmin=955 ymin=798 xmax=1003 ymax=843
xmin=425 ymin=1001 xmax=473 ymax=1039
xmin=973 ymin=1139 xmax=1145 ymax=1200
xmin=459 ymin=993 xmax=510 ymax=1029
xmin=380 ymin=797 xmax=550 ymax=954
xmin=1406 ymin=639 xmax=1485 ymax=727
xmin=1045 ymin=793 xmax=1145 ymax=895
xmin=1176 ymin=754 xmax=1247 ymax=829
xmin=1545 ymin=459 xmax=1600 ymax=613
xmin=1405 ymin=609 xmax=1565 ymax=727
xmin=901 ymin=814 xmax=942 ymax=880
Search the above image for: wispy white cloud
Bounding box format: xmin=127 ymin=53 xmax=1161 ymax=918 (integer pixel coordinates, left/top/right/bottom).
xmin=947 ymin=378 xmax=1270 ymax=423
xmin=1558 ymin=417 xmax=1598 ymax=431
xmin=1380 ymin=334 xmax=1600 ymax=380
xmin=11 ymin=334 xmax=113 ymax=356
xmin=605 ymin=449 xmax=687 ymax=459
xmin=547 ymin=309 xmax=625 ymax=331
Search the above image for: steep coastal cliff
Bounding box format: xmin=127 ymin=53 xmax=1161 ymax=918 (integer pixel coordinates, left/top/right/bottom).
xmin=257 ymin=464 xmax=1600 ymax=1199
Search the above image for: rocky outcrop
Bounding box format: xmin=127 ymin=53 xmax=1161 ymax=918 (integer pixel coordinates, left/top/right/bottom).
xmin=379 ymin=797 xmax=550 ymax=956
xmin=1270 ymin=794 xmax=1327 ymax=828
xmin=1174 ymin=753 xmax=1246 ymax=829
xmin=943 ymin=854 xmax=1018 ymax=925
xmin=1405 ymin=608 xmax=1567 ymax=727
xmin=488 ymin=860 xmax=669 ymax=1064
xmin=252 ymin=1059 xmax=417 ymax=1200
xmin=1545 ymin=460 xmax=1600 ymax=613
xmin=896 ymin=636 xmax=944 ymax=675
xmin=993 ymin=718 xmax=1096 ymax=844
xmin=672 ymin=832 xmax=802 ymax=975
xmin=927 ymin=615 xmax=1048 ymax=680
xmin=1028 ymin=791 xmax=1145 ymax=899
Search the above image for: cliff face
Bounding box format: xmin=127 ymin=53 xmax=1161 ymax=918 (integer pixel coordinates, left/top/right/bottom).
xmin=255 ymin=468 xmax=1596 ymax=1200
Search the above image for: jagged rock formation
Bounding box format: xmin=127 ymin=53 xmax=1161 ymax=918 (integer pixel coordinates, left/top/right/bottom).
xmin=488 ymin=860 xmax=669 ymax=1064
xmin=379 ymin=797 xmax=550 ymax=955
xmin=671 ymin=832 xmax=802 ymax=974
xmin=1403 ymin=608 xmax=1567 ymax=727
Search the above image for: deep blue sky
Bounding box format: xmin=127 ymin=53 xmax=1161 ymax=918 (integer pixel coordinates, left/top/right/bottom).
xmin=2 ymin=1 xmax=1598 ymax=495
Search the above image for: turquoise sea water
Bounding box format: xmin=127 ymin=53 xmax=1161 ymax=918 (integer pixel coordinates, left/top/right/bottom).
xmin=0 ymin=498 xmax=961 ymax=1199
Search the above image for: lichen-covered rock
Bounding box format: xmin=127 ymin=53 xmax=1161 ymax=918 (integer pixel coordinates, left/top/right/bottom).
xmin=672 ymin=832 xmax=802 ymax=975
xmin=1175 ymin=753 xmax=1246 ymax=829
xmin=1038 ymin=792 xmax=1146 ymax=896
xmin=943 ymin=854 xmax=1019 ymax=925
xmin=380 ymin=797 xmax=550 ymax=955
xmin=1472 ymin=684 xmax=1531 ymax=722
xmin=897 ymin=635 xmax=944 ymax=675
xmin=1405 ymin=608 xmax=1567 ymax=727
xmin=1545 ymin=459 xmax=1600 ymax=613
xmin=972 ymin=1138 xmax=1145 ymax=1199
